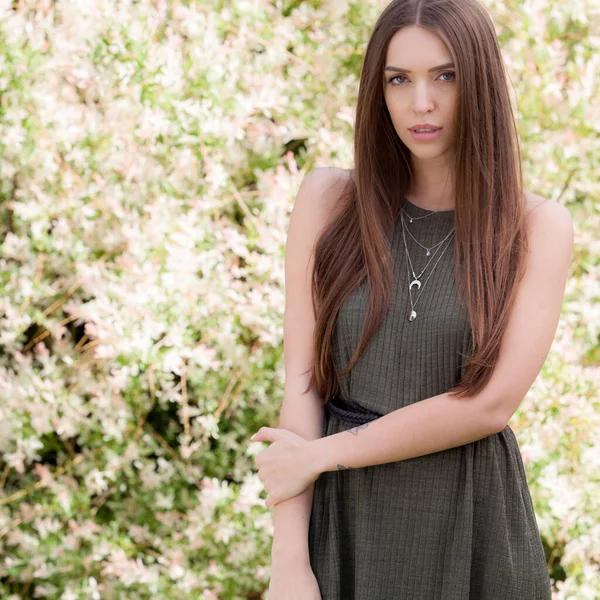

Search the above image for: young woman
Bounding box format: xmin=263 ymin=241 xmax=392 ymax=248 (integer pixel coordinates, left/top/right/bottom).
xmin=251 ymin=0 xmax=573 ymax=598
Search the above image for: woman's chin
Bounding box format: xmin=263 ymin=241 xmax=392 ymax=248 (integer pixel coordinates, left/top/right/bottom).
xmin=408 ymin=145 xmax=450 ymax=161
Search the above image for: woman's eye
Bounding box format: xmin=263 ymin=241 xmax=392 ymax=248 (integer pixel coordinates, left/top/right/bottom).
xmin=388 ymin=71 xmax=455 ymax=85
xmin=389 ymin=75 xmax=407 ymax=85
xmin=439 ymin=71 xmax=456 ymax=82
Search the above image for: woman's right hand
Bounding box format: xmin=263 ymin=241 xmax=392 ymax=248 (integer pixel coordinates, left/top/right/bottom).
xmin=266 ymin=562 xmax=322 ymax=600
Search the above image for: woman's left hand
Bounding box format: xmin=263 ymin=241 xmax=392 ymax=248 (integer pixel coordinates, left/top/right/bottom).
xmin=250 ymin=427 xmax=321 ymax=508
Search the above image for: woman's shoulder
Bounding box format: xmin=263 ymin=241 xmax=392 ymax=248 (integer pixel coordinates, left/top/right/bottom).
xmin=524 ymin=189 xmax=572 ymax=224
xmin=304 ymin=165 xmax=352 ymax=181
xmin=523 ymin=189 xmax=574 ymax=248
xmin=296 ymin=166 xmax=353 ymax=225
xmin=524 ymin=189 xmax=548 ymax=213
xmin=304 ymin=165 xmax=353 ymax=192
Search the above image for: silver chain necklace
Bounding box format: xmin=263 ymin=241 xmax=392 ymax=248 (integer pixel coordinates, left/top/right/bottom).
xmin=402 ymin=170 xmax=453 ymax=223
xmin=402 ymin=213 xmax=452 ymax=256
xmin=401 ymin=212 xmax=455 ymax=278
xmin=401 ymin=215 xmax=455 ymax=321
xmin=401 ymin=204 xmax=441 ymax=223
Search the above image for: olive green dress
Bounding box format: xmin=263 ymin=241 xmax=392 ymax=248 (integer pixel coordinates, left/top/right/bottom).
xmin=307 ymin=199 xmax=552 ymax=599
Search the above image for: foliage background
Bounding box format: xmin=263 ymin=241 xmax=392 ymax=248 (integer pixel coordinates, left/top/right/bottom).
xmin=0 ymin=0 xmax=598 ymax=598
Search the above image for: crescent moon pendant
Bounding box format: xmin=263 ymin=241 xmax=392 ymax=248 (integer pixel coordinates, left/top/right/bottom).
xmin=410 ymin=279 xmax=421 ymax=290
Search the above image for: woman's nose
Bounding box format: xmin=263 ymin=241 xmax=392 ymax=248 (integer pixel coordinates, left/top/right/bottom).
xmin=412 ymin=82 xmax=435 ymax=113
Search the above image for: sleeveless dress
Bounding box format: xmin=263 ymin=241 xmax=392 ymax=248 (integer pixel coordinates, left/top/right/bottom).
xmin=307 ymin=199 xmax=552 ymax=600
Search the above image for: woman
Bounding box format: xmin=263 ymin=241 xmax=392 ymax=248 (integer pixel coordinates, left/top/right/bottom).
xmin=251 ymin=0 xmax=573 ymax=598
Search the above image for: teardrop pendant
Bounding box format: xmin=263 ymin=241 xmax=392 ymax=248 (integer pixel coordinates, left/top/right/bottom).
xmin=426 ymin=250 xmax=430 ymax=256
xmin=409 ymin=218 xmax=413 ymax=223
xmin=408 ymin=310 xmax=417 ymax=321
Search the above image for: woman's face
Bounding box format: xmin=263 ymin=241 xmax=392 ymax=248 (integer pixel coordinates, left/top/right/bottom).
xmin=383 ymin=26 xmax=458 ymax=162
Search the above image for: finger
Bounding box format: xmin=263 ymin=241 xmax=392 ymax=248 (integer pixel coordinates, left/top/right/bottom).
xmin=251 ymin=427 xmax=269 ymax=442
xmin=251 ymin=427 xmax=282 ymax=443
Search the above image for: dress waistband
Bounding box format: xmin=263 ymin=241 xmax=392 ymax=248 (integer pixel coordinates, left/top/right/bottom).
xmin=326 ymin=396 xmax=382 ymax=425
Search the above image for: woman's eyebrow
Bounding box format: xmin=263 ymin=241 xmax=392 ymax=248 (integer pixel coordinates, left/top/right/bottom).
xmin=384 ymin=62 xmax=455 ymax=74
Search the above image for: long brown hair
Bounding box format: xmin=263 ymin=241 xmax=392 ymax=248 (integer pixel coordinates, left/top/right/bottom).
xmin=306 ymin=0 xmax=529 ymax=406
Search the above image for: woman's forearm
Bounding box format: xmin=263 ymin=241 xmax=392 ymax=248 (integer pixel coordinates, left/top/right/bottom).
xmin=270 ymin=483 xmax=316 ymax=566
xmin=270 ymin=382 xmax=325 ymax=565
xmin=312 ymin=388 xmax=502 ymax=473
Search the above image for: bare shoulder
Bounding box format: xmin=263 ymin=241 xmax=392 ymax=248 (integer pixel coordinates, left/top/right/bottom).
xmin=294 ymin=166 xmax=352 ymax=229
xmin=523 ymin=190 xmax=574 ymax=260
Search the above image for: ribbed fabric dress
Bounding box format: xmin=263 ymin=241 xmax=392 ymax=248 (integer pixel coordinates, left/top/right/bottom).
xmin=307 ymin=198 xmax=552 ymax=600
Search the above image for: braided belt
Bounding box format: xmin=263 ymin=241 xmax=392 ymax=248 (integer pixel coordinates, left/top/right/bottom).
xmin=326 ymin=396 xmax=382 ymax=426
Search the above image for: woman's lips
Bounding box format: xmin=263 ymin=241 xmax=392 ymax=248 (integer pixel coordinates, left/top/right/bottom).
xmin=409 ymin=127 xmax=442 ymax=142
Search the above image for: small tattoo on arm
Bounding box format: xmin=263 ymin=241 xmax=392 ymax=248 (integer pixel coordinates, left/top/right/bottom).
xmin=346 ymin=423 xmax=369 ymax=436
xmin=337 ymin=423 xmax=368 ymax=470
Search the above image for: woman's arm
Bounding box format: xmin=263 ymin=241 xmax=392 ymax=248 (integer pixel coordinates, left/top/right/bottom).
xmin=270 ymin=378 xmax=323 ymax=566
xmin=268 ymin=166 xmax=350 ymax=565
xmin=311 ymin=198 xmax=574 ymax=473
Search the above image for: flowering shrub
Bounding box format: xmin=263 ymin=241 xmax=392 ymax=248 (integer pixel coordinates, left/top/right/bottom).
xmin=0 ymin=0 xmax=597 ymax=598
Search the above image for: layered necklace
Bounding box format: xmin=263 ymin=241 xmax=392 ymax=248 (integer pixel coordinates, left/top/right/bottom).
xmin=400 ymin=193 xmax=455 ymax=322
